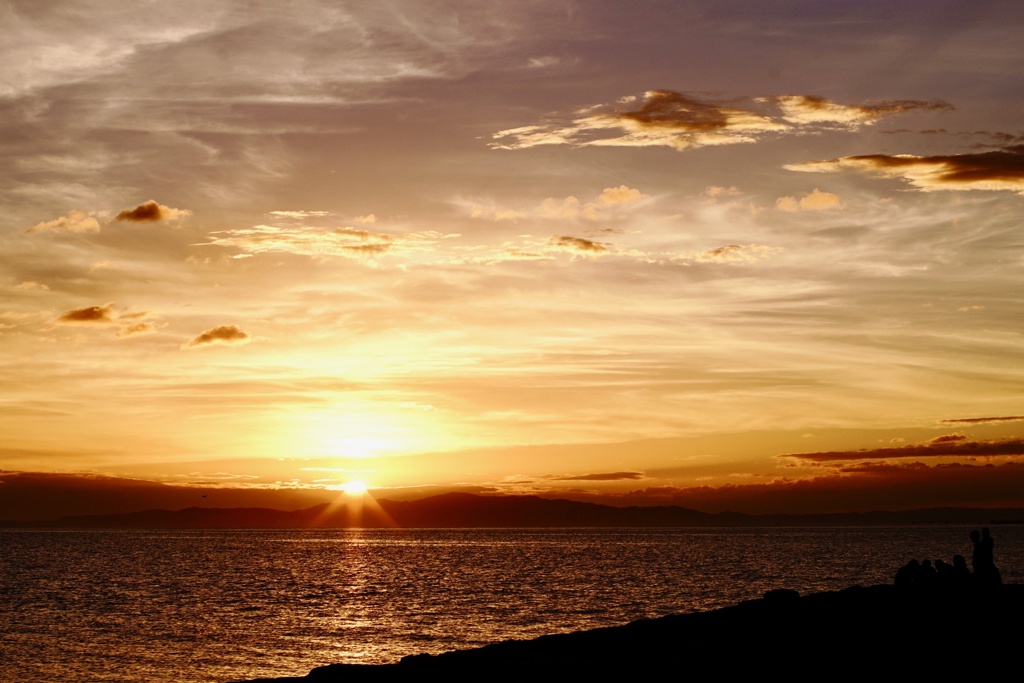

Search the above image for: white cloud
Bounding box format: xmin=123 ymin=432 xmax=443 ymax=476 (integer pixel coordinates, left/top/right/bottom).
xmin=27 ymin=209 xmax=105 ymax=234
xmin=270 ymin=210 xmax=331 ymax=219
xmin=467 ymin=186 xmax=650 ymax=222
xmin=776 ymin=188 xmax=842 ymax=212
xmin=15 ymin=281 xmax=50 ymax=291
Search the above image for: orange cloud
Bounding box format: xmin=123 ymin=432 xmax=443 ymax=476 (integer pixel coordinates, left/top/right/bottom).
xmin=116 ymin=200 xmax=192 ymax=222
xmin=549 ymin=235 xmax=608 ymax=255
xmin=492 ymin=90 xmax=783 ymax=152
xmin=116 ymin=321 xmax=157 ymax=338
xmin=57 ymin=304 xmax=116 ymax=323
xmin=57 ymin=304 xmax=160 ymax=337
xmin=786 ymin=146 xmax=1024 ymax=194
xmin=492 ymin=91 xmax=942 ymax=152
xmin=772 ymin=95 xmax=951 ymax=126
xmin=184 ymin=325 xmax=251 ymax=349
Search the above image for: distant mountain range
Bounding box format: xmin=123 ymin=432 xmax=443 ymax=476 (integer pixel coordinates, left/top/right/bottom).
xmin=4 ymin=492 xmax=1024 ymax=528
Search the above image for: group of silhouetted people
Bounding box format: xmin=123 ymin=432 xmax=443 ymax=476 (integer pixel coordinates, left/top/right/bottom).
xmin=894 ymin=527 xmax=1002 ymax=590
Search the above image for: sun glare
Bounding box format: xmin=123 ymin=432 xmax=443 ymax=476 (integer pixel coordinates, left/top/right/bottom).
xmin=340 ymin=480 xmax=369 ymax=496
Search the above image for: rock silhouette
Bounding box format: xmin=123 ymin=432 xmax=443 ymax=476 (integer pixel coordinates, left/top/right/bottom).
xmin=237 ymin=583 xmax=1021 ymax=680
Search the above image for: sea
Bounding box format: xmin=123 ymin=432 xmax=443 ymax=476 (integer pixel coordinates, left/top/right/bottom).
xmin=3 ymin=526 xmax=1022 ymax=682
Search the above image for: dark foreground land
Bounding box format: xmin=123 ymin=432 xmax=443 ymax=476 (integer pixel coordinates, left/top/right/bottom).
xmin=237 ymin=583 xmax=1023 ymax=680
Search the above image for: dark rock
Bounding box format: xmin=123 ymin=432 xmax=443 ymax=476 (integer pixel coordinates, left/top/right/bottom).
xmin=234 ymin=583 xmax=1024 ymax=681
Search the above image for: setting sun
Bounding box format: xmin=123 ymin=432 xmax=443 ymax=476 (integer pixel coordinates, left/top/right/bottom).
xmin=340 ymin=480 xmax=369 ymax=496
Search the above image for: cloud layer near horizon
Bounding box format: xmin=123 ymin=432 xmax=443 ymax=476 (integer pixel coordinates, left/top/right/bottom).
xmin=5 ymin=460 xmax=1024 ymax=521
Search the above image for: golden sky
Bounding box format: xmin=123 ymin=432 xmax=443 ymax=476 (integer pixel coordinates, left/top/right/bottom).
xmin=3 ymin=1 xmax=1024 ymax=518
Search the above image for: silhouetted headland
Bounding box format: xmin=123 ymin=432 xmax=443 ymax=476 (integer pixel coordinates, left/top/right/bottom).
xmin=8 ymin=492 xmax=1024 ymax=527
xmin=236 ymin=528 xmax=1020 ymax=680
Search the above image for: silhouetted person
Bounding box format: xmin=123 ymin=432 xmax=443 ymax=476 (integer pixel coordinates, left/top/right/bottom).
xmin=979 ymin=527 xmax=995 ymax=566
xmin=970 ymin=527 xmax=1002 ymax=587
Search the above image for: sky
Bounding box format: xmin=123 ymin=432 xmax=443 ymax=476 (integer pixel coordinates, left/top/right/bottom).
xmin=3 ymin=0 xmax=1024 ymax=520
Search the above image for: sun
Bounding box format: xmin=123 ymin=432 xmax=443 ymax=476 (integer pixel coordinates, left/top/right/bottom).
xmin=340 ymin=480 xmax=369 ymax=496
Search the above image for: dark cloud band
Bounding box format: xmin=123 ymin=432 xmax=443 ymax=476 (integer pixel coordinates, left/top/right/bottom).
xmin=782 ymin=437 xmax=1024 ymax=462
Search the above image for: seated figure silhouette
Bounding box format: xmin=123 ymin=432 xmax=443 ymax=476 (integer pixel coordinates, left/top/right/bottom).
xmin=894 ymin=559 xmax=920 ymax=588
xmin=934 ymin=559 xmax=955 ymax=586
xmin=952 ymin=554 xmax=970 ymax=583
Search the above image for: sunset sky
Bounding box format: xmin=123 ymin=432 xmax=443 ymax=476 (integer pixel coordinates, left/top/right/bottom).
xmin=3 ymin=0 xmax=1024 ymax=519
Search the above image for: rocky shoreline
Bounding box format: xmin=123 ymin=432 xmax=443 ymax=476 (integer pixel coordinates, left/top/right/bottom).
xmin=236 ymin=582 xmax=1023 ymax=680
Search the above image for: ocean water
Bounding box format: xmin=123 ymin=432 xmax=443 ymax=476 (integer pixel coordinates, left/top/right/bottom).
xmin=2 ymin=526 xmax=1022 ymax=682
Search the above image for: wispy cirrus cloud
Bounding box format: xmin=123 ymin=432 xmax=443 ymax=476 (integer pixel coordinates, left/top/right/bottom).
xmin=786 ymin=146 xmax=1024 ymax=194
xmin=693 ymin=244 xmax=780 ymax=264
xmin=460 ymin=238 xmax=779 ymax=267
xmin=548 ymin=471 xmax=644 ymax=482
xmin=200 ymin=224 xmax=458 ymax=262
xmin=939 ymin=416 xmax=1024 ymax=425
xmin=15 ymin=281 xmax=50 ymax=291
xmin=268 ymin=210 xmax=331 ymax=219
xmin=115 ymin=321 xmax=159 ymax=338
xmin=491 ymin=90 xmax=946 ymax=152
xmin=202 ymin=212 xmax=775 ymax=268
